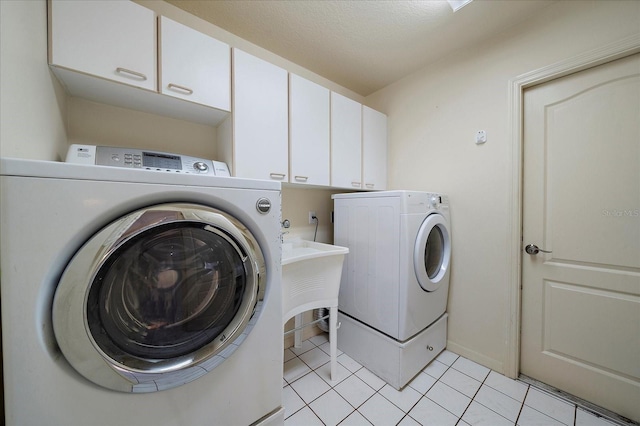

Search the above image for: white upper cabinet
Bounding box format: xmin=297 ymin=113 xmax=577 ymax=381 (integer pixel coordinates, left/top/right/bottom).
xmin=289 ymin=74 xmax=330 ymax=186
xmin=232 ymin=49 xmax=288 ymax=181
xmin=362 ymin=106 xmax=388 ymax=190
xmin=331 ymin=92 xmax=362 ymax=189
xmin=49 ymin=0 xmax=156 ymax=91
xmin=49 ymin=0 xmax=230 ymax=125
xmin=159 ymin=17 xmax=230 ymax=111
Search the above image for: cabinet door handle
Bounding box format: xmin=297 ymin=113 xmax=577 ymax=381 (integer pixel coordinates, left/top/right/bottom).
xmin=294 ymin=176 xmax=309 ymax=182
xmin=115 ymin=67 xmax=147 ymax=81
xmin=270 ymin=173 xmax=286 ymax=180
xmin=351 ymin=181 xmax=361 ymax=188
xmin=167 ymin=83 xmax=194 ymax=95
xmin=365 ymin=183 xmax=375 ymax=188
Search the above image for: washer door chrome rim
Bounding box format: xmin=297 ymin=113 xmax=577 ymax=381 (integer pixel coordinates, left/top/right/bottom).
xmin=413 ymin=213 xmax=451 ymax=292
xmin=53 ymin=203 xmax=266 ymax=393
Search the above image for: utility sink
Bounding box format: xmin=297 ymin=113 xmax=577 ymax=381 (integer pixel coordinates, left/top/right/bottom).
xmin=281 ymin=239 xmax=348 ymax=320
xmin=281 ymin=239 xmax=348 ymax=382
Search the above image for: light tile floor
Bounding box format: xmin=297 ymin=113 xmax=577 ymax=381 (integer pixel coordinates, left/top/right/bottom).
xmin=283 ymin=334 xmax=628 ymax=426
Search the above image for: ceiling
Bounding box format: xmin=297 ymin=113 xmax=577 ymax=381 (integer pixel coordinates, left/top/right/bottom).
xmin=166 ymin=0 xmax=557 ymax=97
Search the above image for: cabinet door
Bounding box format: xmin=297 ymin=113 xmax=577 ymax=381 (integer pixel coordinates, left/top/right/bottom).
xmin=331 ymin=93 xmax=362 ymax=189
xmin=362 ymin=106 xmax=387 ymax=190
xmin=289 ymin=74 xmax=330 ymax=186
xmin=50 ymin=0 xmax=156 ymax=91
xmin=160 ymin=17 xmax=230 ymax=111
xmin=233 ymin=49 xmax=288 ymax=181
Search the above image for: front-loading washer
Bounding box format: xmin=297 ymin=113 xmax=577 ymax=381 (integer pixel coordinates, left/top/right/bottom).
xmin=0 ymin=157 xmax=284 ymax=425
xmin=332 ymin=190 xmax=451 ymax=389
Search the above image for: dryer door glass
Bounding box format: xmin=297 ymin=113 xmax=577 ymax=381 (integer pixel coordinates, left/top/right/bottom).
xmin=414 ymin=213 xmax=451 ymax=292
xmin=425 ymin=226 xmax=444 ymax=279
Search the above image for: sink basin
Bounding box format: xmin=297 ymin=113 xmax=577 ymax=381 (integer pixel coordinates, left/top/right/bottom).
xmin=281 ymin=240 xmax=348 ymax=320
xmin=282 ymin=239 xmax=349 ymax=265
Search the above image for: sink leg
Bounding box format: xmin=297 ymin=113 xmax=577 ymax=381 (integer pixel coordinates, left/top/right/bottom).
xmin=294 ymin=314 xmax=303 ymax=348
xmin=330 ymin=306 xmax=337 ymax=381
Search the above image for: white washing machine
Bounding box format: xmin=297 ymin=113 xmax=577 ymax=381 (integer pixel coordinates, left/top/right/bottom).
xmin=0 ymin=157 xmax=284 ymax=425
xmin=333 ymin=190 xmax=451 ymax=389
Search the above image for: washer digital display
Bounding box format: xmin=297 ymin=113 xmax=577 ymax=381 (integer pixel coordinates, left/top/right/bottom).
xmin=143 ymin=152 xmax=181 ymax=170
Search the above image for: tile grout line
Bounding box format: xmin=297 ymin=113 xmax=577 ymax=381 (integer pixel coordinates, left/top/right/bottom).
xmin=514 ymin=383 xmax=531 ymax=425
xmin=455 ymin=367 xmax=490 ymax=425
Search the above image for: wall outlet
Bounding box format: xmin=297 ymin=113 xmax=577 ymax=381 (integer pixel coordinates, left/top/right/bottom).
xmin=308 ymin=211 xmax=316 ymax=224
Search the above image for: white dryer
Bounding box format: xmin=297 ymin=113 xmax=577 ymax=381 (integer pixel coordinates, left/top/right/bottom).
xmin=0 ymin=157 xmax=284 ymax=425
xmin=333 ymin=190 xmax=451 ymax=389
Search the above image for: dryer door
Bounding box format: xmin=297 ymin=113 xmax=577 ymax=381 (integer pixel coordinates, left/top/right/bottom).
xmin=414 ymin=213 xmax=451 ymax=292
xmin=53 ymin=203 xmax=266 ymax=393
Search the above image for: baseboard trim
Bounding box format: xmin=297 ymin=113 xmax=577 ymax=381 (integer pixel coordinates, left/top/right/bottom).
xmin=446 ymin=340 xmax=504 ymax=375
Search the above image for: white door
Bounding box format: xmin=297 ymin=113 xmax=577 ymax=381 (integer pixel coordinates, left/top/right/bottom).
xmin=521 ymin=53 xmax=640 ymax=422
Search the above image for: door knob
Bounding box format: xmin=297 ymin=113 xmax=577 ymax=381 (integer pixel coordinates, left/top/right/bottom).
xmin=525 ymin=244 xmax=552 ymax=255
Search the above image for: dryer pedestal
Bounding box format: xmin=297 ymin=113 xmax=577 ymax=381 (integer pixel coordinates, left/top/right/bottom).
xmin=337 ymin=312 xmax=447 ymax=390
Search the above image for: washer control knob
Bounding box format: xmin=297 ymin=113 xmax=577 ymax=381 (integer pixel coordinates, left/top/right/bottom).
xmin=193 ymin=162 xmax=209 ymax=172
xmin=256 ymin=198 xmax=271 ymax=214
xmin=429 ymin=195 xmax=440 ymax=208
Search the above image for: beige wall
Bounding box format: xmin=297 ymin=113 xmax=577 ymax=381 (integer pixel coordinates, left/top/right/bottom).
xmin=365 ymin=0 xmax=640 ymax=373
xmin=282 ymin=186 xmax=345 ymax=244
xmin=66 ymin=98 xmax=219 ymax=160
xmin=0 ymin=0 xmax=67 ymax=161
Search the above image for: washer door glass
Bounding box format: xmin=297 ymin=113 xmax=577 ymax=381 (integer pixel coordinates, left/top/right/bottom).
xmin=53 ymin=204 xmax=266 ymax=393
xmin=414 ymin=213 xmax=451 ymax=292
xmin=88 ymin=223 xmax=246 ymax=360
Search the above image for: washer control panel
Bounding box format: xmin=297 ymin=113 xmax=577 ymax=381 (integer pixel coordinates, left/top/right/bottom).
xmin=65 ymin=144 xmax=230 ymax=176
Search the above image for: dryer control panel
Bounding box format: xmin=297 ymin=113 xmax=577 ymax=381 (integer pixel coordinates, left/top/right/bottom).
xmin=427 ymin=193 xmax=449 ymax=209
xmin=65 ymin=144 xmax=230 ymax=176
